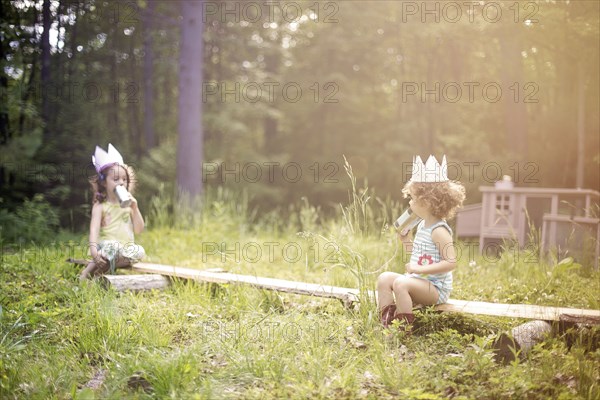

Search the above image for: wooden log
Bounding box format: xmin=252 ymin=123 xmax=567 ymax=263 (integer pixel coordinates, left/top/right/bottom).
xmin=559 ymin=314 xmax=600 ymax=326
xmin=66 ymin=258 xmax=88 ymax=266
xmin=100 ymin=274 xmax=170 ymax=292
xmin=493 ymin=320 xmax=553 ymax=364
xmin=558 ymin=314 xmax=600 ymax=351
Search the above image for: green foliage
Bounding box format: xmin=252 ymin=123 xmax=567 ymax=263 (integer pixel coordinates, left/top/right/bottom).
xmin=136 ymin=140 xmax=177 ymax=226
xmin=0 ymin=194 xmax=59 ymax=244
xmin=1 ymin=194 xmax=600 ymax=398
xmin=0 ymin=316 xmax=34 ymax=394
xmin=2 ymin=0 xmax=599 ymax=232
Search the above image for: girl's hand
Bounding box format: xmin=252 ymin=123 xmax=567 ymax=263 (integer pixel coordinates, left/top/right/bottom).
xmin=397 ymin=228 xmax=412 ymax=237
xmin=129 ymin=196 xmax=145 ymax=234
xmin=94 ymin=256 xmax=109 ymax=271
xmin=398 ymin=231 xmax=414 ymax=256
xmin=405 ymin=262 xmax=418 ymax=274
xmin=129 ymin=195 xmax=138 ymax=210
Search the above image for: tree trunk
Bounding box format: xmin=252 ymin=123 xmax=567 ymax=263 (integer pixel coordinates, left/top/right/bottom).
xmin=41 ymin=0 xmax=51 ymax=139
xmin=143 ymin=0 xmax=156 ymax=150
xmin=129 ymin=36 xmax=141 ymax=157
xmin=177 ymin=0 xmax=204 ymax=199
xmin=67 ymin=2 xmax=79 ymax=80
xmin=19 ymin=59 xmax=37 ymax=136
xmin=263 ymin=51 xmax=279 ymax=152
xmin=575 ymin=62 xmax=585 ymax=188
xmin=264 ymin=113 xmax=278 ymax=152
xmin=110 ymin=53 xmax=119 ymax=137
xmin=0 ymin=0 xmax=9 ymax=144
xmin=500 ymin=24 xmax=528 ymax=162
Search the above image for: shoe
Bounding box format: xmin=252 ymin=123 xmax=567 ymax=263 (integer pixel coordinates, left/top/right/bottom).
xmin=379 ymin=304 xmax=397 ymax=328
xmin=391 ymin=313 xmax=415 ymax=332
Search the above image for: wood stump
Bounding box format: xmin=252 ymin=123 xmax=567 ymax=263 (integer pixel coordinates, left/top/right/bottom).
xmin=100 ymin=274 xmax=170 ymax=292
xmin=559 ymin=314 xmax=600 ymax=351
xmin=493 ymin=320 xmax=553 ymax=364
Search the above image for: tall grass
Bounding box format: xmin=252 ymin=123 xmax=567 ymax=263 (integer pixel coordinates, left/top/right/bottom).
xmin=1 ymin=180 xmax=599 ymax=399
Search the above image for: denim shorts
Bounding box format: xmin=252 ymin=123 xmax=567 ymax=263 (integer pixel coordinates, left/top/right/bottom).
xmin=406 ymin=273 xmax=452 ymax=304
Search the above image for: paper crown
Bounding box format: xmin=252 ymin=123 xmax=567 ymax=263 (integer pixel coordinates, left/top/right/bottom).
xmin=410 ymin=155 xmax=449 ymax=183
xmin=92 ymin=143 xmax=124 ymax=173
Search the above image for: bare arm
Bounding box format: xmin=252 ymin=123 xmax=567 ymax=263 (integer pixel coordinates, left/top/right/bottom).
xmin=89 ymin=203 xmax=107 ymax=268
xmin=129 ymin=196 xmax=145 ymax=234
xmin=398 ymin=230 xmax=414 ymax=254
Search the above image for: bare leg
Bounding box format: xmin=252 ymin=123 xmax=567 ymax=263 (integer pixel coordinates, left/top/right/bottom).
xmin=377 ymin=272 xmax=405 ymax=327
xmin=80 ymin=255 xmax=113 ymax=281
xmin=80 ymin=261 xmax=97 ymax=281
xmin=97 ymin=248 xmax=132 ymax=272
xmin=392 ymin=276 xmax=439 ymax=314
xmin=114 ymin=255 xmax=133 ymax=268
xmin=377 ymin=271 xmax=401 ymax=309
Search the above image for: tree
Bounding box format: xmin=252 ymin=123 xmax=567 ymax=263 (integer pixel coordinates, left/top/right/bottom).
xmin=143 ymin=0 xmax=156 ymax=150
xmin=40 ymin=0 xmax=51 ymax=139
xmin=176 ymin=0 xmax=204 ymax=199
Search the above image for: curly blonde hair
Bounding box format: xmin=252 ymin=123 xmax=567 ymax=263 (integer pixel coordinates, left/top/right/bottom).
xmin=89 ymin=164 xmax=137 ymax=204
xmin=402 ymin=181 xmax=466 ymax=220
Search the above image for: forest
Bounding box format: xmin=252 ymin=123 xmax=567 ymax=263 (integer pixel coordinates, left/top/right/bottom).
xmin=1 ymin=0 xmax=598 ymax=238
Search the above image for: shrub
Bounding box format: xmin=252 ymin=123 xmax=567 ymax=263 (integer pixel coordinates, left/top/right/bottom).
xmin=0 ymin=194 xmax=59 ymax=244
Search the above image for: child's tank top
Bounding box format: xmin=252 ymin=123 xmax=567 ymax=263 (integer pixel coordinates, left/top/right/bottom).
xmin=98 ymin=202 xmax=134 ymax=245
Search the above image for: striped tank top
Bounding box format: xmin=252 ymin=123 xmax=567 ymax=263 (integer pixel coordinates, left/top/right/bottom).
xmin=408 ymin=220 xmax=453 ymax=293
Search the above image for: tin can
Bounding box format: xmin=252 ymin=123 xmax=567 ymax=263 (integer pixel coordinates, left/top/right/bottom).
xmin=114 ymin=185 xmax=131 ymax=208
xmin=393 ymin=209 xmax=422 ymax=236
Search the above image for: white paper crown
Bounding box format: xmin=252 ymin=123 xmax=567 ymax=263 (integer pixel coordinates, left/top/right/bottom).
xmin=92 ymin=143 xmax=124 ymax=173
xmin=410 ymin=155 xmax=449 ymax=183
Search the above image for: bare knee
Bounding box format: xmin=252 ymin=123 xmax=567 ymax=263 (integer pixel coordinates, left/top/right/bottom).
xmin=377 ymin=272 xmax=399 ymax=289
xmin=392 ymin=276 xmax=411 ymax=293
xmin=115 ymin=257 xmax=132 ymax=268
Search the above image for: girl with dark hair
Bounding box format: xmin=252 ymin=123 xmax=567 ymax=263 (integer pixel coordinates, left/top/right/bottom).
xmin=80 ymin=144 xmax=145 ymax=280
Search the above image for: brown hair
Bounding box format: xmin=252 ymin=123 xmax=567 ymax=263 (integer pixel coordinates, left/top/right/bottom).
xmin=402 ymin=181 xmax=466 ymax=220
xmin=89 ymin=164 xmax=136 ymax=204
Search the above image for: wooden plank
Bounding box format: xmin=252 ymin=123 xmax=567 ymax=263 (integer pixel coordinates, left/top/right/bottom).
xmin=132 ymin=262 xmax=360 ymax=305
xmin=436 ymin=299 xmax=600 ymax=321
xmin=132 ymin=262 xmax=600 ymax=322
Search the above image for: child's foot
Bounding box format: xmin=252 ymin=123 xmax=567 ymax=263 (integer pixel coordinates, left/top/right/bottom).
xmin=379 ymin=304 xmax=397 ymax=328
xmin=79 ymin=262 xmax=96 ymax=281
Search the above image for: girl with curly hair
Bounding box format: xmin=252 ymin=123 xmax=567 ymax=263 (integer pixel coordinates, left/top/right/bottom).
xmin=377 ymin=155 xmax=465 ymax=330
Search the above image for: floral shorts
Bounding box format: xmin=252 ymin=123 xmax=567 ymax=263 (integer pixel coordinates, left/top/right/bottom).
xmin=96 ymin=240 xmax=145 ymax=273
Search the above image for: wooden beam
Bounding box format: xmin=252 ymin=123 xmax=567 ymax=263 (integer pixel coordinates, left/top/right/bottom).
xmin=436 ymin=300 xmax=600 ymax=322
xmin=66 ymin=258 xmax=88 ymax=266
xmin=131 ymin=262 xmax=600 ymax=323
xmin=132 ymin=262 xmax=360 ymax=306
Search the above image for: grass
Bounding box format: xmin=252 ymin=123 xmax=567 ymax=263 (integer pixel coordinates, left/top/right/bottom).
xmin=1 ymin=182 xmax=599 ymax=399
